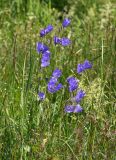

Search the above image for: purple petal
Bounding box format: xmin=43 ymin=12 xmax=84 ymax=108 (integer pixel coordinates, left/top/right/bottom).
xmin=41 ymin=61 xmax=50 ymax=67
xmin=40 ymin=29 xmax=46 ymax=37
xmin=77 ymin=60 xmax=92 ymax=74
xmin=38 ymin=92 xmax=45 ymax=100
xmin=52 ymin=68 xmax=62 ymax=78
xmin=65 ymin=105 xmax=83 ymax=113
xmin=67 ymin=76 xmax=79 ymax=92
xmin=55 ymin=83 xmax=63 ymax=91
xmin=45 ymin=25 xmax=53 ymax=33
xmin=36 ymin=42 xmax=49 ymax=53
xmin=62 ymin=18 xmax=71 ymax=27
xmin=83 ymin=60 xmax=92 ymax=69
xmin=54 ymin=36 xmax=61 ymax=45
xmin=47 ymin=76 xmax=63 ymax=93
xmin=61 ymin=37 xmax=71 ymax=46
xmin=42 ymin=50 xmax=51 ymax=56
xmin=75 ymin=90 xmax=86 ymax=103
xmin=77 ymin=64 xmax=84 ymax=74
xmin=74 ymin=104 xmax=83 ymax=113
xmin=65 ymin=105 xmax=75 ymax=113
xmin=40 ymin=25 xmax=53 ymax=37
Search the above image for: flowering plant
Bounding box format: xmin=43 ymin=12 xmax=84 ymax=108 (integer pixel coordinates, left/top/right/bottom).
xmin=37 ymin=18 xmax=92 ymax=113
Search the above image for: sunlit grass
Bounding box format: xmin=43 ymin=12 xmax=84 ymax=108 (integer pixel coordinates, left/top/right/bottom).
xmin=0 ymin=0 xmax=116 ymax=159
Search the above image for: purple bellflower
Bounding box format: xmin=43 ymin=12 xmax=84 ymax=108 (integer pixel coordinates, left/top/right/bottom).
xmin=48 ymin=77 xmax=63 ymax=93
xmin=74 ymin=90 xmax=86 ymax=103
xmin=37 ymin=42 xmax=49 ymax=54
xmin=52 ymin=68 xmax=62 ymax=78
xmin=62 ymin=18 xmax=71 ymax=28
xmin=48 ymin=69 xmax=63 ymax=93
xmin=54 ymin=36 xmax=61 ymax=45
xmin=40 ymin=29 xmax=45 ymax=37
xmin=45 ymin=25 xmax=53 ymax=33
xmin=42 ymin=50 xmax=51 ymax=57
xmin=67 ymin=76 xmax=79 ymax=92
xmin=40 ymin=25 xmax=53 ymax=37
xmin=77 ymin=64 xmax=84 ymax=74
xmin=61 ymin=37 xmax=71 ymax=46
xmin=38 ymin=92 xmax=45 ymax=100
xmin=41 ymin=61 xmax=50 ymax=67
xmin=83 ymin=60 xmax=92 ymax=70
xmin=65 ymin=104 xmax=83 ymax=113
xmin=77 ymin=60 xmax=92 ymax=74
xmin=41 ymin=50 xmax=51 ymax=68
xmin=54 ymin=36 xmax=71 ymax=46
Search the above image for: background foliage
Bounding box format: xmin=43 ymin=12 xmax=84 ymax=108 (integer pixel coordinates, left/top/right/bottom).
xmin=0 ymin=0 xmax=116 ymax=159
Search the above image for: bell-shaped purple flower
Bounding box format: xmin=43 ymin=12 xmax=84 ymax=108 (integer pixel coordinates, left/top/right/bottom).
xmin=41 ymin=50 xmax=51 ymax=68
xmin=61 ymin=37 xmax=71 ymax=46
xmin=65 ymin=104 xmax=83 ymax=113
xmin=41 ymin=61 xmax=50 ymax=67
xmin=62 ymin=18 xmax=71 ymax=28
xmin=38 ymin=92 xmax=45 ymax=100
xmin=48 ymin=77 xmax=63 ymax=93
xmin=40 ymin=29 xmax=46 ymax=37
xmin=36 ymin=42 xmax=49 ymax=54
xmin=83 ymin=60 xmax=92 ymax=70
xmin=77 ymin=64 xmax=84 ymax=74
xmin=54 ymin=83 xmax=63 ymax=92
xmin=75 ymin=90 xmax=86 ymax=103
xmin=67 ymin=76 xmax=79 ymax=92
xmin=40 ymin=24 xmax=53 ymax=37
xmin=54 ymin=36 xmax=61 ymax=45
xmin=52 ymin=68 xmax=62 ymax=78
xmin=77 ymin=60 xmax=92 ymax=74
xmin=48 ymin=69 xmax=63 ymax=93
xmin=45 ymin=25 xmax=53 ymax=33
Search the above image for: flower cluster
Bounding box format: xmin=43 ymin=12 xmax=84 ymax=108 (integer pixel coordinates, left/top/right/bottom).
xmin=65 ymin=60 xmax=92 ymax=113
xmin=36 ymin=18 xmax=93 ymax=114
xmin=41 ymin=50 xmax=51 ymax=67
xmin=65 ymin=76 xmax=85 ymax=113
xmin=64 ymin=60 xmax=92 ymax=113
xmin=37 ymin=18 xmax=71 ymax=69
xmin=48 ymin=69 xmax=63 ymax=93
xmin=65 ymin=104 xmax=83 ymax=113
xmin=37 ymin=42 xmax=51 ymax=67
xmin=54 ymin=36 xmax=71 ymax=46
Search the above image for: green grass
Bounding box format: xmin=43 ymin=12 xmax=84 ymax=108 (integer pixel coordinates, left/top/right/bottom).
xmin=0 ymin=0 xmax=116 ymax=159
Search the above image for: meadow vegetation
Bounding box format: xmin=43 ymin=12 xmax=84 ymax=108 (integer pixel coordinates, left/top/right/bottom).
xmin=0 ymin=0 xmax=116 ymax=159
